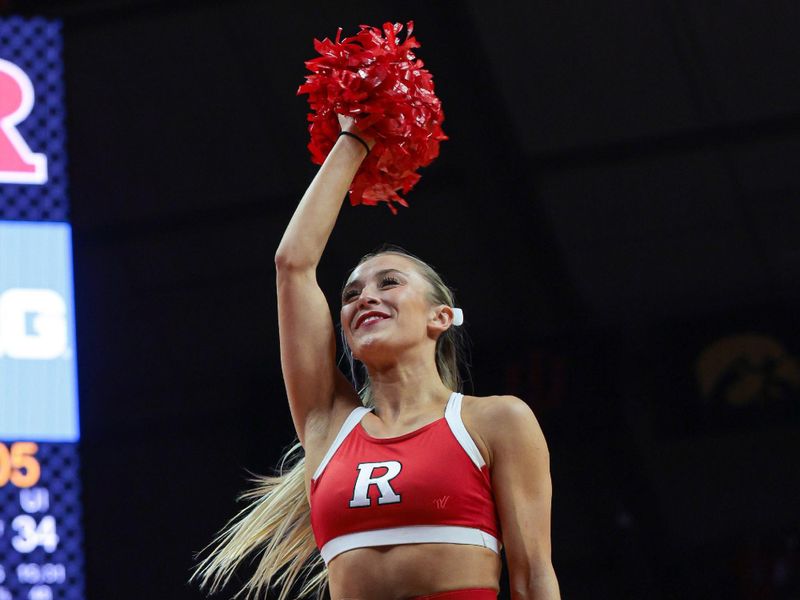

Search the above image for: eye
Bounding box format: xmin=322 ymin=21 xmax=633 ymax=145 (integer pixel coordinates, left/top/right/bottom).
xmin=342 ymin=288 xmax=360 ymax=302
xmin=380 ymin=275 xmax=400 ymax=287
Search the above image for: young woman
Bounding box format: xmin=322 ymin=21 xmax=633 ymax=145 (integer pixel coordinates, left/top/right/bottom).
xmin=194 ymin=116 xmax=560 ymax=600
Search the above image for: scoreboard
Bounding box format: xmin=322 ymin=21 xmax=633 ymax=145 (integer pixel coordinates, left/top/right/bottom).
xmin=0 ymin=17 xmax=85 ymax=600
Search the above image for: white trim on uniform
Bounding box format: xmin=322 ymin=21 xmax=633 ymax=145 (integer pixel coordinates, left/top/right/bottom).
xmin=319 ymin=525 xmax=500 ymax=564
xmin=311 ymin=406 xmax=373 ymax=481
xmin=444 ymin=392 xmax=486 ymax=470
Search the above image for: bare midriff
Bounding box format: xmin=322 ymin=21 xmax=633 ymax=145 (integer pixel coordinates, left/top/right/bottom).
xmin=326 ymin=542 xmax=501 ymax=600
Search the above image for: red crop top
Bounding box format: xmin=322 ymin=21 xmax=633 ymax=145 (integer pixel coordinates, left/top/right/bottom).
xmin=309 ymin=392 xmax=502 ymax=564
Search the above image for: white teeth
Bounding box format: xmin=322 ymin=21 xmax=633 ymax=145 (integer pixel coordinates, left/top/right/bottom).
xmin=360 ymin=315 xmax=386 ymax=327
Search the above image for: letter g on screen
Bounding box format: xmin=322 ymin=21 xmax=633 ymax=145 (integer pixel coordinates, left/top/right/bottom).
xmin=0 ymin=288 xmax=67 ymax=359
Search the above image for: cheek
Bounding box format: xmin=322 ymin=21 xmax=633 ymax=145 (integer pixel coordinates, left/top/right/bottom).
xmin=340 ymin=308 xmax=355 ymax=340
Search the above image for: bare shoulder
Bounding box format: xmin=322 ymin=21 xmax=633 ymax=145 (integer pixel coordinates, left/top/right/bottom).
xmin=461 ymin=394 xmax=548 ymax=470
xmin=462 ymin=394 xmax=540 ymax=431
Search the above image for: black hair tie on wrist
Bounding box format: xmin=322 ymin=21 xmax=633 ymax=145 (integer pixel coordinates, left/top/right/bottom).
xmin=338 ymin=131 xmax=370 ymax=155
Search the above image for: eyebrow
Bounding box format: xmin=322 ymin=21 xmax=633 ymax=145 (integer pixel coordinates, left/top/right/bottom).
xmin=342 ymin=269 xmax=408 ymax=294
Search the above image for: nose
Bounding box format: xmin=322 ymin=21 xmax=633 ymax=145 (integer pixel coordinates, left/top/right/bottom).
xmin=355 ymin=287 xmax=380 ymax=309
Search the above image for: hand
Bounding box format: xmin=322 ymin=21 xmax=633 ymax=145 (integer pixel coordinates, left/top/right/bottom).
xmin=337 ymin=114 xmax=376 ymax=150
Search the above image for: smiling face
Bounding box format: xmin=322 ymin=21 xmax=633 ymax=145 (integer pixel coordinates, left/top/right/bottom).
xmin=341 ymin=253 xmax=445 ymax=363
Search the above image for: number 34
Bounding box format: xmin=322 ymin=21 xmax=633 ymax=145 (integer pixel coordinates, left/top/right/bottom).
xmin=0 ymin=442 xmax=41 ymax=488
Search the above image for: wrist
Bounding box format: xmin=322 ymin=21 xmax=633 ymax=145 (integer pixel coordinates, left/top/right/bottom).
xmin=338 ymin=131 xmax=371 ymax=157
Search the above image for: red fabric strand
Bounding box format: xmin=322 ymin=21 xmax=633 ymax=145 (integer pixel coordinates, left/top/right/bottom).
xmin=297 ymin=21 xmax=447 ymax=213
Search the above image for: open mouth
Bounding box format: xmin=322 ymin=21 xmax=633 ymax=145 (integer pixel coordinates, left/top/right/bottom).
xmin=355 ymin=311 xmax=390 ymax=329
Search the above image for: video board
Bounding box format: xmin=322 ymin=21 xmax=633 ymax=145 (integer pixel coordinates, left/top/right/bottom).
xmin=0 ymin=16 xmax=85 ymax=600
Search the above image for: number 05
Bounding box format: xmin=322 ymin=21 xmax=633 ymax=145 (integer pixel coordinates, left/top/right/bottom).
xmin=0 ymin=442 xmax=41 ymax=488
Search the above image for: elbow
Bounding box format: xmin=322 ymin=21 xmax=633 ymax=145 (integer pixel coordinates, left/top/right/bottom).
xmin=274 ymin=249 xmax=313 ymax=273
xmin=274 ymin=250 xmax=292 ymax=271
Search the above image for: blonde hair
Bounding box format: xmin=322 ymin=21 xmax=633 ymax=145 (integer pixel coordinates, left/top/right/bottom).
xmin=192 ymin=246 xmax=468 ymax=599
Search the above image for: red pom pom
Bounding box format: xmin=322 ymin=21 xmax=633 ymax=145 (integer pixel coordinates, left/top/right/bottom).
xmin=297 ymin=22 xmax=447 ymax=213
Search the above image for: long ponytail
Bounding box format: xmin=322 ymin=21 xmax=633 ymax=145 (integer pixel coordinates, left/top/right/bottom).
xmin=191 ymin=444 xmax=327 ymax=600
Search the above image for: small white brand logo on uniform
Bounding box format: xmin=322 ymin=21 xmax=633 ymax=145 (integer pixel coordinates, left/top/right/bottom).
xmin=433 ymin=495 xmax=450 ymax=509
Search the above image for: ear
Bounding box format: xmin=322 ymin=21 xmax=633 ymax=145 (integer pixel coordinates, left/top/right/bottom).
xmin=427 ymin=304 xmax=454 ymax=337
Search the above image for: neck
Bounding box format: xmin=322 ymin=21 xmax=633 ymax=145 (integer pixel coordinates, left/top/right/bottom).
xmin=362 ymin=347 xmax=453 ymax=423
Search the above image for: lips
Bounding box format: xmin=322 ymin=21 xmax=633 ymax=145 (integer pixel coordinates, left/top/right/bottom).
xmin=354 ymin=311 xmax=391 ymax=329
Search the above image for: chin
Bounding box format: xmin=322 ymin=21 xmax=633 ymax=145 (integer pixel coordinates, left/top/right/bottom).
xmin=351 ymin=334 xmax=395 ymax=364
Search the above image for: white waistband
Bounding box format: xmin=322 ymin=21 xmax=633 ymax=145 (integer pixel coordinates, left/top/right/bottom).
xmin=319 ymin=525 xmax=501 ymax=564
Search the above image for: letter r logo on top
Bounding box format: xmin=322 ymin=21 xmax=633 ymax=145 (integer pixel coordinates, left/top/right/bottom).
xmin=0 ymin=58 xmax=47 ymax=184
xmin=349 ymin=461 xmax=402 ymax=508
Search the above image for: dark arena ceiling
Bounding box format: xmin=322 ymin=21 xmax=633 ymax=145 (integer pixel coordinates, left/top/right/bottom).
xmin=13 ymin=0 xmax=800 ymax=335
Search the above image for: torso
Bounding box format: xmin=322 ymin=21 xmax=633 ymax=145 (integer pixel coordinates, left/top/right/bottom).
xmin=303 ymin=395 xmax=501 ymax=600
xmin=326 ymin=543 xmax=500 ymax=599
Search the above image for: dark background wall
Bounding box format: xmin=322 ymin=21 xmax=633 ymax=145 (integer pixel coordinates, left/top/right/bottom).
xmin=5 ymin=1 xmax=800 ymax=598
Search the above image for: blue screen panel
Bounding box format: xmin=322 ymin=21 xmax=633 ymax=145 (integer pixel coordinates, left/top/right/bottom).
xmin=0 ymin=15 xmax=85 ymax=600
xmin=0 ymin=17 xmax=68 ymax=222
xmin=0 ymin=442 xmax=85 ymax=600
xmin=0 ymin=221 xmax=79 ymax=442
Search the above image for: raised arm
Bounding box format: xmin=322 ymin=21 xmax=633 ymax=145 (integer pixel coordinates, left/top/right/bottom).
xmin=274 ymin=118 xmax=373 ymax=446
